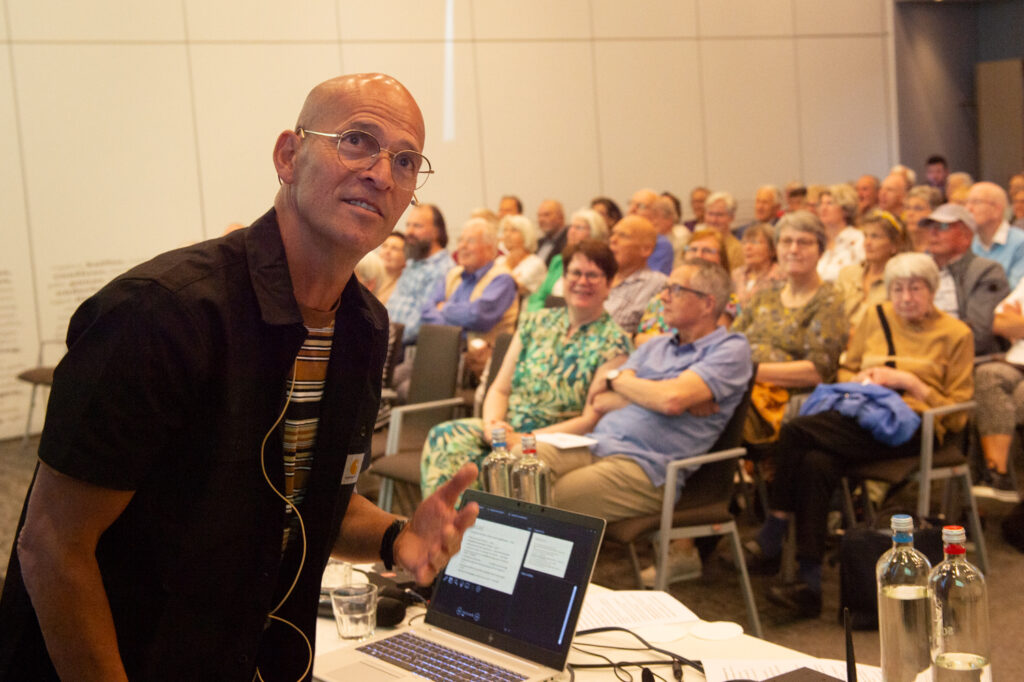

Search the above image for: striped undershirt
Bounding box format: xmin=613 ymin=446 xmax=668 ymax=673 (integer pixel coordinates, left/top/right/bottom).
xmin=281 ymin=305 xmax=336 ymax=551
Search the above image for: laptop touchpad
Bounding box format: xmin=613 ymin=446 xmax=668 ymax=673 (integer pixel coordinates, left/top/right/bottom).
xmin=324 ymin=661 xmax=408 ymax=681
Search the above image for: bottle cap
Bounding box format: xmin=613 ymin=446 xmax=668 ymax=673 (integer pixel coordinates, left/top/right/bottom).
xmin=521 ymin=433 xmax=536 ymax=450
xmin=890 ymin=514 xmax=914 ymax=533
xmin=942 ymin=525 xmax=967 ymax=545
xmin=491 ymin=426 xmax=506 ymax=442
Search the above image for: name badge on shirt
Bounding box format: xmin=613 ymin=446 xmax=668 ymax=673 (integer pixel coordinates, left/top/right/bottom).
xmin=342 ymin=453 xmax=364 ymax=485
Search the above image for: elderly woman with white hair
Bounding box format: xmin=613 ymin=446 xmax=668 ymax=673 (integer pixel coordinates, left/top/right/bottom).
xmin=748 ymin=252 xmax=974 ymax=618
xmin=816 ymin=183 xmax=864 ymax=281
xmin=525 ymin=208 xmax=608 ymax=312
xmin=701 ymin=190 xmax=745 ymax=269
xmin=496 ymin=214 xmax=547 ymax=296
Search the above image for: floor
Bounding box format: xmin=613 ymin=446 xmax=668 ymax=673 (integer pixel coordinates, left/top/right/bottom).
xmin=3 ymin=435 xmax=1023 ymax=677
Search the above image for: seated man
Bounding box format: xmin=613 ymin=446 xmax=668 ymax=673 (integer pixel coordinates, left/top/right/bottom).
xmin=969 ymin=181 xmax=1024 ymax=288
xmin=605 ymin=215 xmax=667 ymax=333
xmin=420 ymin=217 xmax=519 ymax=377
xmin=526 ymin=260 xmax=753 ymax=580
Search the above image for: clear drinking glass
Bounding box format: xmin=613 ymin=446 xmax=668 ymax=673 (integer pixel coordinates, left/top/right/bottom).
xmin=331 ymin=583 xmax=379 ymax=641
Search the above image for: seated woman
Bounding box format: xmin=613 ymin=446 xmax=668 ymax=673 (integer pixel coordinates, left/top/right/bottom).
xmin=525 ymin=208 xmax=608 ymax=312
xmin=731 ymin=211 xmax=847 ymax=445
xmin=902 ymin=185 xmax=943 ymax=252
xmin=635 ymin=228 xmax=736 ymax=345
xmin=836 ymin=209 xmax=908 ymax=332
xmin=815 ymin=183 xmax=864 ymax=282
xmin=420 ymin=239 xmax=632 ymax=496
xmin=376 ymin=231 xmax=407 ymax=304
xmin=750 ymin=253 xmax=973 ymax=618
xmin=732 ymin=222 xmax=783 ymax=307
xmin=496 ymin=215 xmax=547 ymax=297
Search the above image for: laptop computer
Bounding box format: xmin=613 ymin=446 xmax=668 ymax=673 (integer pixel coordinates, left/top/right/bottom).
xmin=314 ymin=489 xmax=606 ymax=682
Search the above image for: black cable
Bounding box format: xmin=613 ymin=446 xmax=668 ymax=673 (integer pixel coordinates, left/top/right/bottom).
xmin=569 ymin=645 xmax=633 ymax=682
xmin=575 ymin=626 xmax=704 ymax=676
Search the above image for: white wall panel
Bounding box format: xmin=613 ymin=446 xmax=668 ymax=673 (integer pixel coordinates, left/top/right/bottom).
xmin=700 ymin=39 xmax=801 ymax=216
xmin=336 ymin=0 xmax=474 ymax=42
xmin=189 ymin=44 xmax=341 ymax=237
xmin=471 ymin=0 xmax=590 ymax=41
xmin=593 ymin=40 xmax=704 ymax=204
xmin=474 ymin=40 xmax=600 ymax=226
xmin=796 ymin=37 xmax=891 ymax=184
xmin=14 ymin=44 xmax=202 ymax=335
xmin=340 ymin=41 xmax=484 ymax=232
xmin=591 ymin=0 xmax=697 ymax=39
xmin=793 ymin=0 xmax=884 ymax=36
xmin=184 ymin=0 xmax=337 ymax=41
xmin=6 ymin=0 xmax=184 ymax=41
xmin=697 ymin=0 xmax=793 ymax=38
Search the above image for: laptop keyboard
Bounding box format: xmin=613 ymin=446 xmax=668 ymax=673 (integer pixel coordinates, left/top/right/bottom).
xmin=357 ymin=631 xmax=528 ymax=682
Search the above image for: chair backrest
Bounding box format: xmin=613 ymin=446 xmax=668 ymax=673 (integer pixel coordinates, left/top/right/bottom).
xmin=481 ymin=332 xmax=514 ymax=396
xmin=674 ymin=366 xmax=757 ymax=511
xmin=544 ymin=295 xmax=566 ymax=308
xmin=407 ymin=324 xmax=462 ymax=405
xmin=382 ymin=322 xmax=405 ymax=387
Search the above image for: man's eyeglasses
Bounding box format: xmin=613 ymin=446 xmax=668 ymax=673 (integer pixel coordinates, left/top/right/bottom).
xmin=662 ymin=283 xmax=708 ymax=298
xmin=297 ymin=128 xmax=433 ymax=191
xmin=565 ymin=269 xmax=605 ymax=282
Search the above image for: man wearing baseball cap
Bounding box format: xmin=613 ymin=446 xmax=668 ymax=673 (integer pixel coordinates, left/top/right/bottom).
xmin=922 ymin=202 xmax=1008 ymax=357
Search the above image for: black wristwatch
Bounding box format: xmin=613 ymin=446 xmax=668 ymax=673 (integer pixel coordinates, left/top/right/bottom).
xmin=605 ymin=369 xmax=622 ymax=392
xmin=380 ymin=519 xmax=407 ymax=571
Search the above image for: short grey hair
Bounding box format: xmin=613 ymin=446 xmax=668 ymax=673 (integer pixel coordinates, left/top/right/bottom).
xmin=884 ymin=252 xmax=939 ymax=294
xmin=759 ymin=184 xmax=783 ymax=205
xmin=462 ymin=216 xmax=499 ymax=249
xmin=826 ymin=183 xmax=858 ymax=224
xmin=653 ymin=196 xmax=680 ymax=222
xmin=774 ymin=210 xmax=827 ymax=254
xmin=498 ymin=214 xmax=539 ymax=253
xmin=679 ymin=258 xmax=733 ymax=319
xmin=705 ymin=191 xmax=737 ymax=216
xmin=570 ymin=208 xmax=609 ymax=241
xmin=908 ymin=184 xmax=943 ymax=209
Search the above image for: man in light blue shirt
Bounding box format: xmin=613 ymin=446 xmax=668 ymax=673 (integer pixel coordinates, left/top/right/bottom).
xmin=969 ymin=181 xmax=1024 ymax=288
xmin=386 ymin=203 xmax=455 ymax=344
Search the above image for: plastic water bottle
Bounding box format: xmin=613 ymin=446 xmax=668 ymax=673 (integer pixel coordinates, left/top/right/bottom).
xmin=876 ymin=514 xmax=932 ymax=681
xmin=929 ymin=525 xmax=991 ymax=682
xmin=480 ymin=427 xmax=514 ymax=497
xmin=510 ymin=433 xmax=551 ymax=505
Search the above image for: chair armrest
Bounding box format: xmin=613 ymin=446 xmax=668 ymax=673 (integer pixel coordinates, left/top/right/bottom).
xmin=920 ymin=400 xmax=975 ymax=446
xmin=385 ymin=397 xmax=467 ymax=455
xmin=662 ymin=447 xmax=746 ymax=521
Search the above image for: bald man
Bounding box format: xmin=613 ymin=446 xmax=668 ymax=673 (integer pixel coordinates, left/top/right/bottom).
xmin=0 ymin=74 xmax=479 ymax=680
xmin=642 ymin=192 xmax=678 ymax=274
xmin=606 ymin=215 xmax=668 ymax=332
xmin=878 ymin=172 xmax=909 ymax=216
xmin=535 ymin=199 xmax=567 ymax=266
xmin=969 ymin=181 xmax=1024 ymax=288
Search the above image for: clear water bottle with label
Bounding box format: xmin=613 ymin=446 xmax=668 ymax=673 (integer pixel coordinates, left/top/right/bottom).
xmin=929 ymin=525 xmax=991 ymax=682
xmin=480 ymin=427 xmax=514 ymax=497
xmin=510 ymin=433 xmax=551 ymax=505
xmin=877 ymin=514 xmax=932 ymax=681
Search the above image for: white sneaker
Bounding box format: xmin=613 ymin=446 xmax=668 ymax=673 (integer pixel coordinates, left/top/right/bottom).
xmin=640 ymin=547 xmax=702 ymax=588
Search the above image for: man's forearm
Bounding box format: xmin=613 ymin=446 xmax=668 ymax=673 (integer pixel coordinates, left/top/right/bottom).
xmin=333 ymin=493 xmax=399 ymax=562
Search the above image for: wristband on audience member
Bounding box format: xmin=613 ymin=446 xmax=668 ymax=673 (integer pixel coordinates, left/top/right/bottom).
xmin=380 ymin=519 xmax=407 ymax=571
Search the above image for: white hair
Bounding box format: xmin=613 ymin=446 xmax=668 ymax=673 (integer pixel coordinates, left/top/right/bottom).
xmin=498 ymin=214 xmax=540 ymax=253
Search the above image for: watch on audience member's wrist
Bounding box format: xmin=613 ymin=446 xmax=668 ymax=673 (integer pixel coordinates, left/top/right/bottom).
xmin=605 ymin=369 xmax=622 ymax=392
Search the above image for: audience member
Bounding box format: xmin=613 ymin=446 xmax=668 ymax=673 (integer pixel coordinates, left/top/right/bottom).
xmin=637 ymin=228 xmax=736 ymax=345
xmin=354 ymin=249 xmax=384 ymax=293
xmin=535 ymin=199 xmax=567 ymax=266
xmin=785 ymin=182 xmax=807 ymax=213
xmin=0 ymin=72 xmax=479 ymax=680
xmin=1010 ymin=172 xmax=1024 ymax=198
xmin=925 ymin=154 xmax=949 ymax=199
xmin=731 ymin=211 xmax=847 ymax=445
xmin=661 ymin=190 xmax=683 ymax=222
xmin=1012 ymin=189 xmax=1024 ymax=229
xmin=805 ymin=184 xmax=827 ymax=215
xmin=605 ymin=216 xmax=667 ymax=333
xmin=969 ymin=181 xmax=1024 ymax=288
xmin=945 ymin=171 xmax=974 ymax=205
xmin=904 ymin=185 xmax=943 ymax=252
xmin=376 ymin=231 xmax=407 ymax=304
xmin=733 ymin=222 xmax=783 ymax=307
xmin=590 ymin=196 xmax=622 ymax=229
xmin=754 ymin=185 xmax=783 ymax=226
xmin=923 ymin=203 xmax=1008 ymax=357
xmin=889 ymin=163 xmax=917 ymax=187
xmin=498 ymin=194 xmax=522 ymax=217
xmin=647 ymin=195 xmax=680 ymax=274
xmin=386 ymin=203 xmax=455 ymax=344
xmin=521 ymin=259 xmax=752 ymax=583
xmin=703 ymin=191 xmax=744 ymax=268
xmin=526 ymin=208 xmax=608 ymax=312
xmin=628 ymin=188 xmax=660 ymax=221
xmin=855 ymin=174 xmax=880 ymax=221
xmin=878 ymin=172 xmax=909 ymax=217
xmin=496 ymin=214 xmax=547 ymax=296
xmin=685 ymin=186 xmax=710 ymax=230
xmin=420 ymin=239 xmax=632 ymax=496
xmin=750 ymin=253 xmax=973 ymax=618
xmin=837 ymin=209 xmax=908 ymax=331
xmin=816 ymin=183 xmax=864 ymax=282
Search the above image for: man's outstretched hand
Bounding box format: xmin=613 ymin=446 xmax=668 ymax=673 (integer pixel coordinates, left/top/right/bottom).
xmin=393 ymin=463 xmax=479 ymax=585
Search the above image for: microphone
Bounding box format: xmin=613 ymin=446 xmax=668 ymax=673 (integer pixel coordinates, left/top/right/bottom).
xmin=376 ymin=596 xmax=407 ymax=627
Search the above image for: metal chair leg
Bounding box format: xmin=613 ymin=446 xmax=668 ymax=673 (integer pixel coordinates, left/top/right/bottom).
xmin=728 ymin=526 xmax=764 ymax=638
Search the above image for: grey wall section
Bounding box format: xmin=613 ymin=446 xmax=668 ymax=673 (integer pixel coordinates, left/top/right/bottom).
xmin=978 ymin=0 xmax=1024 ymax=63
xmin=894 ymin=2 xmax=979 ymax=178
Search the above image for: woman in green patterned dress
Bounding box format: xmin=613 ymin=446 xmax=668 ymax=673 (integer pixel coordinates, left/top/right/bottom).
xmin=420 ymin=239 xmax=632 ymax=496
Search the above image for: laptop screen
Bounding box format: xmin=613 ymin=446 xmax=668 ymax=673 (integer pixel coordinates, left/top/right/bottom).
xmin=425 ymin=490 xmax=606 ymax=671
